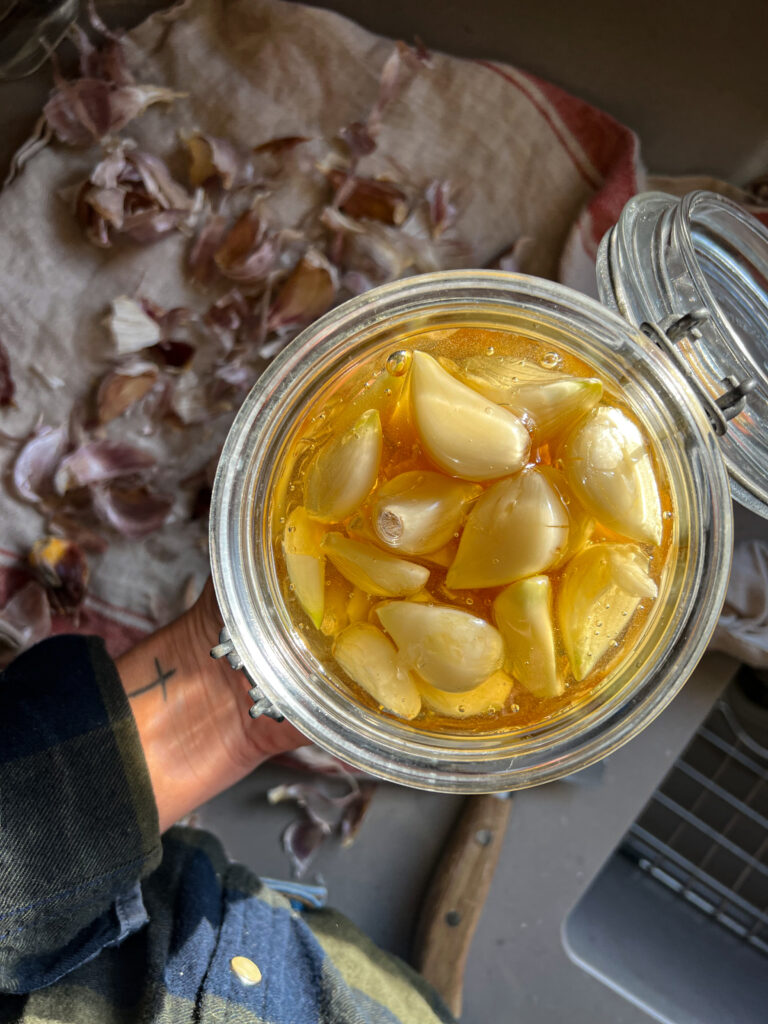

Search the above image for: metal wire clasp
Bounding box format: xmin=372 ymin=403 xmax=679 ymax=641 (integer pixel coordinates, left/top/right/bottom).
xmin=210 ymin=627 xmax=284 ymax=721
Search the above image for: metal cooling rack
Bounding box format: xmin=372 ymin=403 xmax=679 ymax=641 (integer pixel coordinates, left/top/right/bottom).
xmin=621 ymin=670 xmax=768 ymax=957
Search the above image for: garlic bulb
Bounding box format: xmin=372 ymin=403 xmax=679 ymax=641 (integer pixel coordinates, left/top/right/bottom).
xmin=562 ymin=405 xmax=662 ymax=545
xmin=333 ymin=622 xmax=422 ymax=719
xmin=419 ymin=670 xmax=514 ymax=718
xmin=322 ymin=532 xmax=429 ymax=597
xmin=557 ymin=543 xmax=658 ymax=680
xmin=410 ymin=351 xmax=530 ymax=481
xmin=304 ymin=409 xmax=382 ymax=521
xmin=494 ymin=576 xmax=562 ymax=698
xmin=372 ymin=471 xmax=481 ymax=555
xmin=447 ymin=468 xmax=569 ymax=589
xmin=376 ymin=601 xmax=505 ymax=692
xmin=283 ymin=506 xmax=326 ymax=627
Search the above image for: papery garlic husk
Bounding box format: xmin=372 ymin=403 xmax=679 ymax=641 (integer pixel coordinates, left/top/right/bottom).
xmin=494 ymin=576 xmax=563 ymax=698
xmin=561 ymin=405 xmax=663 ymax=545
xmin=283 ymin=507 xmax=326 ymax=628
xmin=505 ymin=376 xmax=602 ymax=445
xmin=372 ymin=471 xmax=482 ymax=555
xmin=557 ymin=543 xmax=658 ymax=681
xmin=410 ymin=351 xmax=530 ymax=481
xmin=333 ymin=622 xmax=422 ymax=719
xmin=447 ymin=468 xmax=569 ymax=589
xmin=419 ymin=670 xmax=514 ymax=718
xmin=304 ymin=409 xmax=382 ymax=521
xmin=376 ymin=601 xmax=505 ymax=692
xmin=537 ymin=466 xmax=594 ymax=570
xmin=322 ymin=533 xmax=429 ymax=597
xmin=320 ymin=577 xmax=351 ymax=637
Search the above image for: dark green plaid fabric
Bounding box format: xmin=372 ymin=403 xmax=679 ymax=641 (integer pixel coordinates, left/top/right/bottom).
xmin=0 ymin=637 xmax=454 ymax=1024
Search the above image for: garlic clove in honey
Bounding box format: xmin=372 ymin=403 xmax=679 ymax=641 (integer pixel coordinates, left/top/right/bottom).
xmin=346 ymin=586 xmax=372 ymax=624
xmin=333 ymin=622 xmax=422 ymax=719
xmin=375 ymin=601 xmax=505 ymax=692
xmin=447 ymin=468 xmax=569 ymax=589
xmin=448 ymin=354 xmax=556 ymax=403
xmin=505 ymin=376 xmax=602 ymax=445
xmin=537 ymin=465 xmax=594 ymax=570
xmin=322 ymin=532 xmax=429 ymax=597
xmin=304 ymin=409 xmax=382 ymax=521
xmin=372 ymin=470 xmax=482 ymax=555
xmin=283 ymin=506 xmax=326 ymax=628
xmin=561 ymin=405 xmax=663 ymax=545
xmin=419 ymin=669 xmax=515 ymax=718
xmin=320 ymin=577 xmax=351 ymax=637
xmin=410 ymin=351 xmax=530 ymax=481
xmin=557 ymin=543 xmax=658 ymax=681
xmin=494 ymin=576 xmax=563 ymax=699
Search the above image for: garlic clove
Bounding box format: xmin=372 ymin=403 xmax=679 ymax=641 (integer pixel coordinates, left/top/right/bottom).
xmin=283 ymin=507 xmax=326 ymax=628
xmin=304 ymin=409 xmax=382 ymax=522
xmin=320 ymin=577 xmax=351 ymax=637
xmin=376 ymin=601 xmax=505 ymax=693
xmin=505 ymin=377 xmax=602 ymax=445
xmin=537 ymin=465 xmax=594 ymax=569
xmin=419 ymin=670 xmax=515 ymax=718
xmin=447 ymin=468 xmax=569 ymax=589
xmin=322 ymin=533 xmax=429 ymax=597
xmin=561 ymin=405 xmax=663 ymax=545
xmin=333 ymin=622 xmax=422 ymax=719
xmin=346 ymin=586 xmax=372 ymax=624
xmin=372 ymin=470 xmax=482 ymax=555
xmin=410 ymin=351 xmax=530 ymax=481
xmin=494 ymin=576 xmax=562 ymax=698
xmin=557 ymin=543 xmax=658 ymax=681
xmin=448 ymin=354 xmax=557 ymax=403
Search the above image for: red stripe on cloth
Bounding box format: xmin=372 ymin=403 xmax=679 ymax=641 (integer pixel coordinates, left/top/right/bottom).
xmin=478 ymin=60 xmax=641 ymax=252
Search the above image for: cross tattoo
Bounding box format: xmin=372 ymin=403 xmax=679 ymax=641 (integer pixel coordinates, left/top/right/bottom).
xmin=127 ymin=657 xmax=177 ymax=701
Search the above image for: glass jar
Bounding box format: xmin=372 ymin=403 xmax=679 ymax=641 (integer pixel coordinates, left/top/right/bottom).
xmin=210 ymin=190 xmax=768 ymax=792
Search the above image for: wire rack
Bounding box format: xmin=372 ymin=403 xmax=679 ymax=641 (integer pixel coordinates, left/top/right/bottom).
xmin=621 ymin=672 xmax=768 ymax=957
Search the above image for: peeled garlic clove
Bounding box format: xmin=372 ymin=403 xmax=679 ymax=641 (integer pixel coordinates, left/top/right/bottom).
xmin=450 ymin=354 xmax=557 ymax=403
xmin=410 ymin=351 xmax=530 ymax=481
xmin=557 ymin=543 xmax=658 ymax=681
xmin=537 ymin=466 xmax=594 ymax=570
xmin=447 ymin=468 xmax=569 ymax=589
xmin=283 ymin=507 xmax=326 ymax=627
xmin=419 ymin=669 xmax=514 ymax=718
xmin=320 ymin=577 xmax=351 ymax=637
xmin=376 ymin=601 xmax=505 ymax=693
xmin=372 ymin=470 xmax=482 ymax=555
xmin=333 ymin=622 xmax=422 ymax=719
xmin=562 ymin=405 xmax=662 ymax=545
xmin=505 ymin=377 xmax=602 ymax=445
xmin=304 ymin=409 xmax=382 ymax=521
xmin=494 ymin=576 xmax=562 ymax=698
xmin=322 ymin=532 xmax=429 ymax=597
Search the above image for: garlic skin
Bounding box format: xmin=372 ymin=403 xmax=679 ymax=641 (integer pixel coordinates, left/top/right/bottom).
xmin=304 ymin=409 xmax=382 ymax=522
xmin=333 ymin=622 xmax=422 ymax=719
xmin=376 ymin=601 xmax=505 ymax=692
xmin=494 ymin=576 xmax=562 ymax=699
xmin=557 ymin=543 xmax=658 ymax=681
xmin=447 ymin=468 xmax=569 ymax=589
xmin=283 ymin=506 xmax=326 ymax=628
xmin=419 ymin=670 xmax=514 ymax=718
xmin=322 ymin=532 xmax=429 ymax=597
xmin=410 ymin=351 xmax=530 ymax=481
xmin=372 ymin=471 xmax=481 ymax=555
xmin=562 ymin=405 xmax=663 ymax=546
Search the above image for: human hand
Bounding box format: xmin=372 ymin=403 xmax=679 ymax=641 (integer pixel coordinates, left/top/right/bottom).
xmin=117 ymin=578 xmax=308 ymax=832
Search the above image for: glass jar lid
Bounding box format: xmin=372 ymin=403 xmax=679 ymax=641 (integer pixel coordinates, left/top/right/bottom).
xmin=596 ymin=190 xmax=768 ymax=518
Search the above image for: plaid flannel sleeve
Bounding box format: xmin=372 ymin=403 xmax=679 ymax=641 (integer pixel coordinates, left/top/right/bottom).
xmin=0 ymin=636 xmax=161 ymax=995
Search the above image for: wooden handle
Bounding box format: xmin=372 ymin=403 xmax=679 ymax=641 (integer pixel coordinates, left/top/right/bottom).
xmin=413 ymin=793 xmax=512 ymax=1019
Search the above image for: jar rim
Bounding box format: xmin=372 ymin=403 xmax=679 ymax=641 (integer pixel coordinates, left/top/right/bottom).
xmin=210 ymin=270 xmax=733 ymax=791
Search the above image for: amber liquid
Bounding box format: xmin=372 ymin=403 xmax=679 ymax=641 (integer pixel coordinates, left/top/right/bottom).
xmin=272 ymin=326 xmax=675 ymax=735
